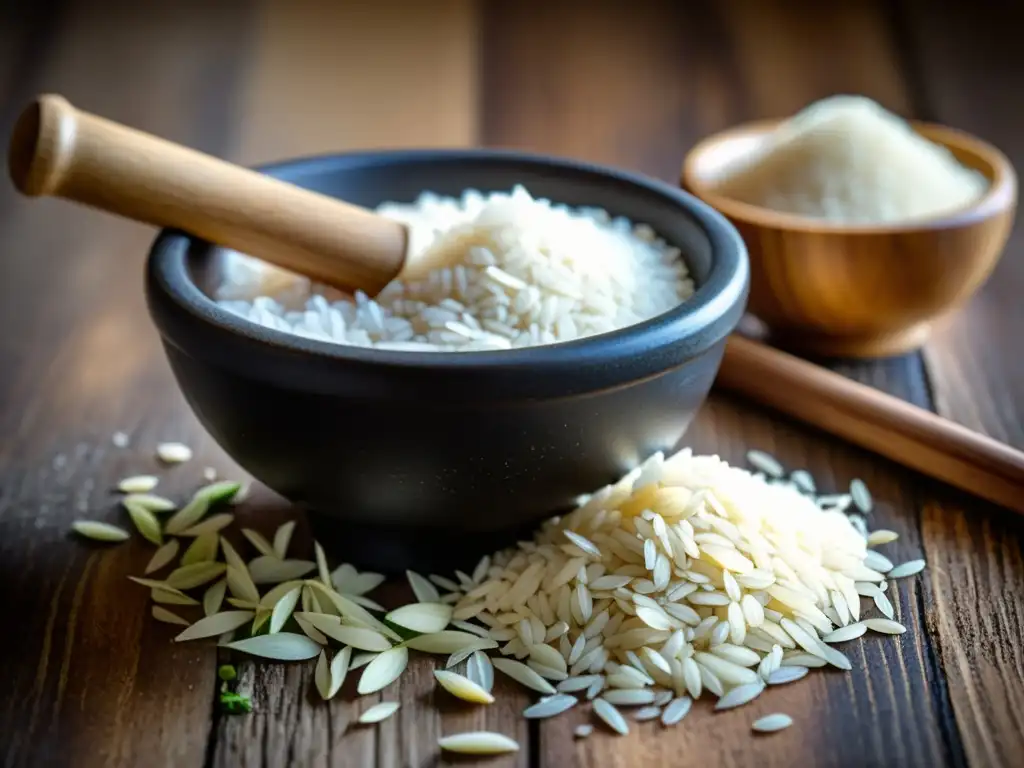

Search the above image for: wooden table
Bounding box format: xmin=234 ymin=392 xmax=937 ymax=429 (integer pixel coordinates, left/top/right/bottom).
xmin=2 ymin=1 xmax=1021 ymax=766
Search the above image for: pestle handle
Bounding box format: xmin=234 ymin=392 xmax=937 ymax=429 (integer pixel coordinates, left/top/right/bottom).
xmin=719 ymin=335 xmax=1024 ymax=515
xmin=8 ymin=94 xmax=408 ymax=294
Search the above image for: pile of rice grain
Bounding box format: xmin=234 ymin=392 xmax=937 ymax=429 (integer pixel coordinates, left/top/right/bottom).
xmin=76 ymin=443 xmax=926 ymax=752
xmin=216 ymin=186 xmax=694 ymax=351
xmin=440 ymin=448 xmax=909 ymax=714
xmin=711 ymin=95 xmax=988 ymax=224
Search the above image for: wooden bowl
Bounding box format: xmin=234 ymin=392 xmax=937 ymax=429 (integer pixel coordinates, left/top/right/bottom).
xmin=682 ymin=119 xmax=1017 ymax=357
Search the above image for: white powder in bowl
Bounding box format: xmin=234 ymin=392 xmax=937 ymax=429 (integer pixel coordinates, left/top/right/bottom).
xmin=710 ymin=95 xmax=989 ymax=224
xmin=216 ymin=186 xmax=694 ymax=351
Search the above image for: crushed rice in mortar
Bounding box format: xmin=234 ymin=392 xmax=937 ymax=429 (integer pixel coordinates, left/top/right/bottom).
xmin=216 ymin=186 xmax=694 ymax=351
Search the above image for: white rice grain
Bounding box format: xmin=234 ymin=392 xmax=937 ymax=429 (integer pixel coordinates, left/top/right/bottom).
xmin=145 ymin=540 xmax=180 ymax=573
xmin=602 ymin=689 xmax=656 ymax=706
xmin=358 ymin=702 xmax=400 ymax=724
xmin=357 ymin=647 xmax=409 ymax=694
xmin=157 ymin=442 xmax=193 ymax=464
xmin=767 ymin=666 xmax=810 ymax=685
xmin=661 ymin=696 xmax=693 ymax=726
xmin=118 ymin=475 xmax=159 ymax=494
xmin=152 ymin=606 xmax=190 ymax=626
xmin=491 ymin=658 xmax=557 ymax=695
xmin=71 ymin=520 xmax=130 ymax=542
xmin=752 ymin=713 xmax=794 ymax=733
xmin=438 ymin=732 xmax=519 ymax=755
xmin=887 ymin=560 xmax=926 ymax=579
xmin=863 ymin=618 xmax=907 ymax=635
xmin=434 ymin=670 xmax=495 ymax=705
xmin=714 ymin=682 xmax=765 ymax=710
xmin=523 ymin=694 xmax=577 ymax=718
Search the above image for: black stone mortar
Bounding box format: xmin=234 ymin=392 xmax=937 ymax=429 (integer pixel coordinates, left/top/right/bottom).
xmin=146 ymin=149 xmax=749 ymax=572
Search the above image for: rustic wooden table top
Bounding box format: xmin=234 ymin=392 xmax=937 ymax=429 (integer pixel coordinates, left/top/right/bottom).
xmin=1 ymin=1 xmax=1021 ymax=766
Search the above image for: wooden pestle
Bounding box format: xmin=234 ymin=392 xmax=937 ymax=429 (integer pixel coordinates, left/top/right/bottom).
xmin=8 ymin=95 xmax=1023 ymax=513
xmin=7 ymin=94 xmax=410 ymax=294
xmin=718 ymin=335 xmax=1024 ymax=515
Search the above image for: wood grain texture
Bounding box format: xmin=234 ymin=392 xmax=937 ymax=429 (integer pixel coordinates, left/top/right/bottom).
xmin=717 ymin=0 xmax=912 ymax=119
xmin=892 ymin=2 xmax=1024 ymax=765
xmin=1 ymin=0 xmax=1020 ymax=767
xmin=206 ymin=568 xmax=532 ymax=768
xmin=233 ymin=0 xmax=479 ymax=166
xmin=481 ymin=0 xmax=699 ymax=181
xmin=0 ymin=1 xmax=256 ymax=766
xmin=893 ymin=0 xmax=1024 ymax=451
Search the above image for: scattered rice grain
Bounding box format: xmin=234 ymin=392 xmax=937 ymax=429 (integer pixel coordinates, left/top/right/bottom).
xmin=181 ymin=533 xmax=219 ymax=566
xmin=752 ymin=713 xmax=793 ymax=733
xmin=821 ymin=623 xmax=867 ymax=643
xmin=874 ymin=592 xmax=895 ymax=619
xmin=225 ymin=632 xmax=321 ymax=661
xmin=157 ymin=442 xmax=193 ymax=464
xmin=152 ymin=606 xmax=190 ymax=626
xmin=887 ymin=560 xmax=926 ymax=579
xmin=203 ymin=579 xmax=227 ymax=616
xmin=71 ymin=520 xmax=130 ymax=542
xmin=272 ymin=521 xmax=295 ymax=559
xmin=523 ymin=694 xmax=577 ymax=718
xmin=867 ymin=529 xmax=899 ymax=546
xmin=714 ymin=682 xmax=765 ymax=710
xmin=386 ymin=602 xmax=453 ymax=634
xmin=358 ymin=701 xmax=399 ymax=724
xmin=602 ymin=689 xmax=656 ymax=706
xmin=863 ymin=618 xmax=906 ymax=635
xmin=767 ymin=666 xmax=809 ymax=685
xmin=179 ymin=513 xmax=234 ymax=537
xmin=467 ymin=650 xmax=494 ymax=693
xmin=165 ymin=562 xmax=227 ymax=590
xmin=746 ymin=450 xmax=784 ymax=477
xmin=118 ymin=475 xmax=159 ymax=494
xmin=434 ymin=669 xmax=495 ymax=704
xmin=491 ymin=658 xmax=556 ymax=694
xmin=145 ymin=540 xmax=180 ymax=574
xmin=269 ymin=586 xmax=302 ymax=634
xmin=593 ymin=698 xmax=629 ymax=735
xmin=358 ymin=647 xmax=409 ymax=694
xmin=634 ymin=706 xmax=662 ymax=721
xmin=850 ymin=478 xmax=872 ymax=513
xmin=242 ymin=528 xmax=276 ymax=558
xmin=438 ymin=731 xmax=519 ymax=755
xmin=661 ymin=696 xmax=693 ymax=726
xmin=176 ymin=610 xmax=255 ymax=642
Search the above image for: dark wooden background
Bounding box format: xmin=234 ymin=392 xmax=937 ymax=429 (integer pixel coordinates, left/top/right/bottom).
xmin=1 ymin=1 xmax=1022 ymax=766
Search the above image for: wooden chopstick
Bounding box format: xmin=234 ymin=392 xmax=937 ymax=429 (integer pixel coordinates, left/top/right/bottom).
xmin=716 ymin=335 xmax=1024 ymax=515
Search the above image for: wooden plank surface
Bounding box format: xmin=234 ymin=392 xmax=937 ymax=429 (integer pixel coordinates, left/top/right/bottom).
xmin=888 ymin=3 xmax=1024 ymax=766
xmin=231 ymin=0 xmax=479 ymax=166
xmin=0 ymin=0 xmax=1020 ymax=767
xmin=893 ymin=0 xmax=1024 ymax=449
xmin=0 ymin=2 xmax=255 ymax=767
